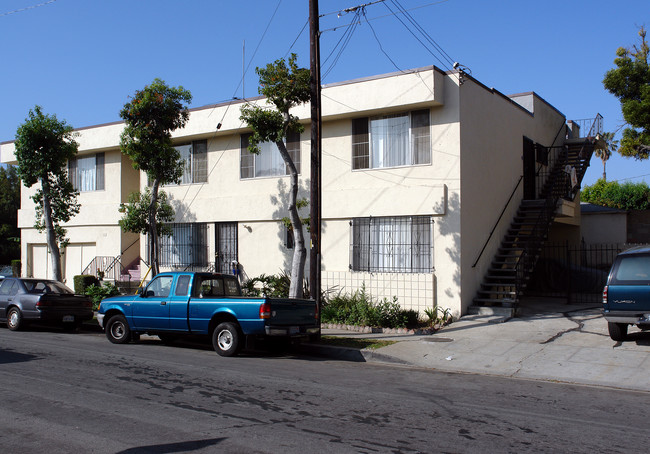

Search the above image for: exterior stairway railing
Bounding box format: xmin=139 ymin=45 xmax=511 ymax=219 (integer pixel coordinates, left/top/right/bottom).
xmin=511 ymin=114 xmax=602 ymax=301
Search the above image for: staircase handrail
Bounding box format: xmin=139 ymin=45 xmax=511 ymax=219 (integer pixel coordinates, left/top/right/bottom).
xmin=472 ymin=119 xmax=567 ymax=269
xmin=512 ymin=114 xmax=601 ymax=298
xmin=472 ymin=176 xmax=523 ymax=268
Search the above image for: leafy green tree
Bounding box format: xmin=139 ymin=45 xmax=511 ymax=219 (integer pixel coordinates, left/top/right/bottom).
xmin=14 ymin=106 xmax=80 ymax=281
xmin=594 ymin=132 xmax=618 ymax=181
xmin=240 ymin=54 xmax=311 ymax=298
xmin=0 ymin=165 xmax=20 ymax=264
xmin=603 ymin=26 xmax=650 ymax=159
xmin=581 ymin=179 xmax=650 ymax=210
xmin=118 ymin=188 xmax=174 ymax=238
xmin=119 ymin=79 xmax=192 ymax=276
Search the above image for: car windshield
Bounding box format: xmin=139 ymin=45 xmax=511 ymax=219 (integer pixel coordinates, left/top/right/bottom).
xmin=23 ymin=280 xmax=74 ymax=294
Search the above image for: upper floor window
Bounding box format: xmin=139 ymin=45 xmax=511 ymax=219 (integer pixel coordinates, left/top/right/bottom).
xmin=69 ymin=153 xmax=104 ymax=192
xmin=352 ymin=110 xmax=430 ymax=170
xmin=240 ymin=131 xmax=301 ymax=179
xmin=171 ymin=140 xmax=207 ymax=185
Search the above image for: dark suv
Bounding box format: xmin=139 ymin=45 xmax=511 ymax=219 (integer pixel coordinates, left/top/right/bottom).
xmin=603 ymin=246 xmax=650 ymax=341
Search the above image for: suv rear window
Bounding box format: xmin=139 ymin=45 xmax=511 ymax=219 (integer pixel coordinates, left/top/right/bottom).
xmin=610 ymin=254 xmax=650 ymax=284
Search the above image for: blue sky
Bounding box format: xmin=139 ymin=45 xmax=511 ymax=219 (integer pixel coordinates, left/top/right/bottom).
xmin=0 ymin=0 xmax=647 ymax=186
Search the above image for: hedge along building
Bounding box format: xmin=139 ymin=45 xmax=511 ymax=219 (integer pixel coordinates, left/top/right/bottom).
xmin=1 ymin=65 xmax=601 ymax=318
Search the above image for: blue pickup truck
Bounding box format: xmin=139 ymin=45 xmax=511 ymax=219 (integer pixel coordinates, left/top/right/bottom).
xmin=97 ymin=272 xmax=319 ymax=356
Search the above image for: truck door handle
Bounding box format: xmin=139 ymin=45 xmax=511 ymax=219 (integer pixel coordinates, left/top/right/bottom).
xmin=161 ymin=301 xmax=167 ymax=305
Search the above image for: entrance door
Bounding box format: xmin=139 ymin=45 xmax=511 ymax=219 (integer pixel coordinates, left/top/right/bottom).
xmin=215 ymin=222 xmax=238 ymax=274
xmin=523 ymin=137 xmax=536 ymax=200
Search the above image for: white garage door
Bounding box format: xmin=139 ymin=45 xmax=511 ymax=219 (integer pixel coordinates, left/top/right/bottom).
xmin=29 ymin=244 xmax=50 ymax=279
xmin=64 ymin=243 xmax=97 ymax=286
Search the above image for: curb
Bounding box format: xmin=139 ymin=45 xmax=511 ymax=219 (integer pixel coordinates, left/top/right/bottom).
xmin=322 ymin=323 xmax=440 ymax=335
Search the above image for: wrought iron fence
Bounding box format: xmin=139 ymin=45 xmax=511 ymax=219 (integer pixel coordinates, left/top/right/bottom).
xmin=527 ymin=242 xmax=650 ymax=303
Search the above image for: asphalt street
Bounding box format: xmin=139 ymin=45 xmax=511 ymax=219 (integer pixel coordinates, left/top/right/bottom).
xmin=1 ymin=325 xmax=648 ymax=453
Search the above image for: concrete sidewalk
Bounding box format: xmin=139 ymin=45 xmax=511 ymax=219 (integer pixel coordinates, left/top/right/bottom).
xmin=306 ymin=298 xmax=650 ymax=392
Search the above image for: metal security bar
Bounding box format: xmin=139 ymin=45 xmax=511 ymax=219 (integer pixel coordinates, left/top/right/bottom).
xmin=350 ymin=216 xmax=433 ymax=273
xmin=157 ymin=223 xmax=209 ymax=267
xmin=215 ymin=222 xmax=238 ymax=274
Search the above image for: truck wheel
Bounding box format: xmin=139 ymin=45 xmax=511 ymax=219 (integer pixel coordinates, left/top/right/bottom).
xmin=212 ymin=322 xmax=242 ymax=357
xmin=608 ymin=322 xmax=628 ymax=341
xmin=7 ymin=307 xmax=23 ymax=331
xmin=105 ymin=315 xmax=131 ymax=344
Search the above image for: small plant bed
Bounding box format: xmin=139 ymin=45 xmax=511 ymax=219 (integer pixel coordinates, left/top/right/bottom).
xmin=321 ymin=285 xmax=453 ymax=331
xmin=319 ymin=336 xmax=396 ymax=350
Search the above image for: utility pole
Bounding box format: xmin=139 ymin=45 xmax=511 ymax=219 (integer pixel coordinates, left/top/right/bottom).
xmin=309 ymin=0 xmax=322 ymax=316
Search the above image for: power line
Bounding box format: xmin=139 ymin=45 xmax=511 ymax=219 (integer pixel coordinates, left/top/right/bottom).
xmin=319 ymin=0 xmax=450 ymax=33
xmin=321 ymin=8 xmax=363 ymax=80
xmin=382 ymin=0 xmax=454 ymax=72
xmin=285 ymin=20 xmax=309 ymax=58
xmin=0 ymin=0 xmax=57 ymax=17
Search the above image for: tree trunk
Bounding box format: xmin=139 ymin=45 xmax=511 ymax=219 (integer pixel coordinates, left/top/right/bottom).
xmin=41 ymin=178 xmax=62 ymax=281
xmin=275 ymin=139 xmax=306 ymax=299
xmin=149 ymin=180 xmax=160 ymax=277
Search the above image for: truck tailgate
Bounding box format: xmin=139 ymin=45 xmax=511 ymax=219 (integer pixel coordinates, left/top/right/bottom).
xmin=268 ymin=298 xmax=317 ymax=325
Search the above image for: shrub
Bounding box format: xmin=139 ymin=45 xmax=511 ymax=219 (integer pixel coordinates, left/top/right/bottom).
xmin=424 ymin=306 xmax=453 ymax=327
xmin=85 ymin=282 xmax=121 ymax=310
xmin=73 ymin=275 xmax=100 ymax=295
xmin=321 ymin=286 xmax=417 ymax=329
xmin=11 ymin=259 xmax=21 ymax=277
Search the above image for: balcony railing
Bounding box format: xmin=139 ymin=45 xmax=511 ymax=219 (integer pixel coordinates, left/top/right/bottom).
xmin=569 ymin=114 xmax=603 ymax=139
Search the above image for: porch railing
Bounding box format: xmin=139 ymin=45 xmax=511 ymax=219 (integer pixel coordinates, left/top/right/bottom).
xmin=81 ymin=256 xmax=123 ymax=281
xmin=570 ymin=114 xmax=603 ymax=139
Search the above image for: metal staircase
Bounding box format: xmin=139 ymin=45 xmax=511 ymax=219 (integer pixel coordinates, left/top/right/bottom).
xmin=471 ymin=124 xmax=601 ymax=316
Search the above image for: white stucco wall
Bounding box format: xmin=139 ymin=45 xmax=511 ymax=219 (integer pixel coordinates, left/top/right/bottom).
xmin=458 ymin=82 xmax=568 ymax=313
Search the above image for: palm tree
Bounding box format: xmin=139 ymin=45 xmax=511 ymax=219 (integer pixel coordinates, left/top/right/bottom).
xmin=594 ymin=132 xmax=618 ymax=181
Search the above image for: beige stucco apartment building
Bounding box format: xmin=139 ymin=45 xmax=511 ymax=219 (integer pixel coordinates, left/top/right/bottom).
xmin=1 ymin=66 xmax=596 ymax=317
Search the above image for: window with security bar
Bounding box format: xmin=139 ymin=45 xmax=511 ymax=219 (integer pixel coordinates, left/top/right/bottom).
xmin=157 ymin=223 xmax=208 ymax=267
xmin=350 ymin=216 xmax=433 ymax=273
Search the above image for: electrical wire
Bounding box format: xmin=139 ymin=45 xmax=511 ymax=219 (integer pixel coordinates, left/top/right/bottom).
xmin=319 ymin=0 xmax=450 ymax=33
xmin=285 ymin=20 xmax=309 ymax=58
xmin=381 ymin=0 xmax=454 ymax=72
xmin=321 ymin=8 xmax=363 ymax=81
xmin=390 ymin=0 xmax=455 ymax=69
xmin=0 ymin=0 xmax=57 ymax=17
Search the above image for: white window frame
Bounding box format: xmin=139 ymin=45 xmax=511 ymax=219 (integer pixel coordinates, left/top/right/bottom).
xmin=169 ymin=140 xmax=207 ymax=185
xmin=352 ymin=110 xmax=431 ymax=170
xmin=350 ymin=216 xmax=433 ymax=273
xmin=240 ymin=132 xmax=301 ymax=179
xmin=69 ymin=152 xmax=104 ymax=192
